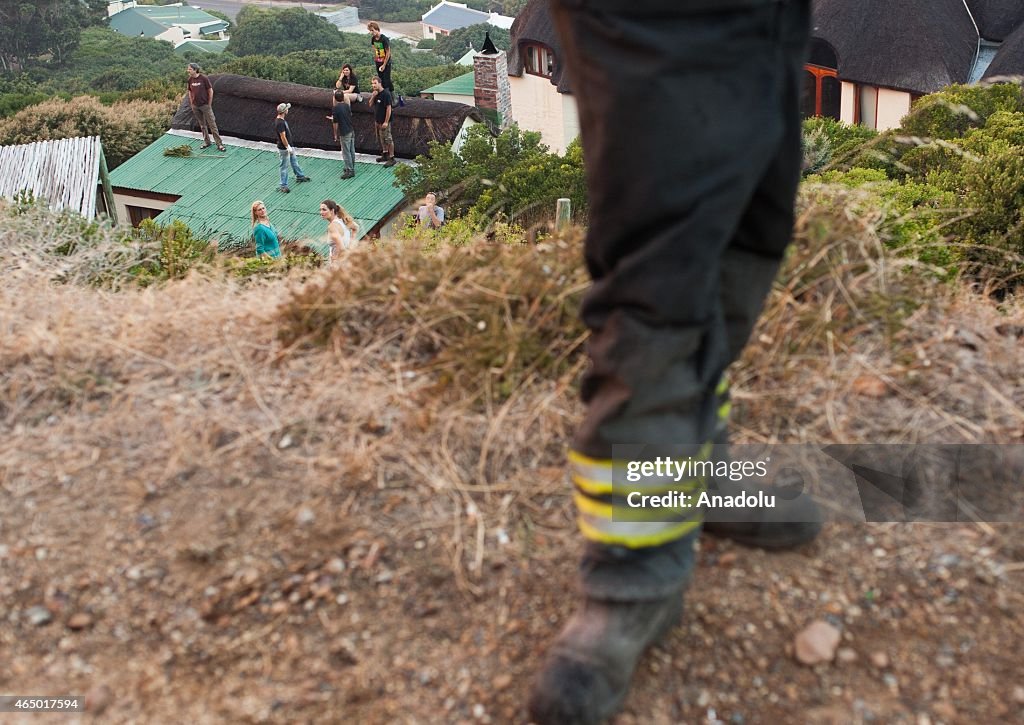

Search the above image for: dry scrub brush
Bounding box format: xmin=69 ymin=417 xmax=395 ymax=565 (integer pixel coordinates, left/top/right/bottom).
xmin=2 ymin=192 xmax=1022 ymax=587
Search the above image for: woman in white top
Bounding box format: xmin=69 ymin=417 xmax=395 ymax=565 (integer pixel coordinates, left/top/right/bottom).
xmin=319 ymin=199 xmax=360 ymax=260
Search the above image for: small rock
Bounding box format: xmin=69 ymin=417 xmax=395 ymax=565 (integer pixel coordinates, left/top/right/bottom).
xmin=85 ymin=684 xmax=112 ymax=715
xmin=26 ymin=605 xmax=52 ymax=626
xmin=870 ymin=651 xmax=890 ymax=669
xmin=852 ymin=375 xmax=888 ymax=398
xmin=493 ymin=674 xmax=512 ymax=690
xmin=794 ymin=621 xmax=841 ymax=665
xmin=718 ymin=552 xmax=738 ymax=567
xmin=296 ymin=508 xmax=315 ymax=526
xmin=837 ymin=647 xmax=858 ymax=664
xmin=278 ymin=434 xmax=293 ymax=449
xmin=326 ymin=557 xmax=346 ymax=574
xmin=67 ymin=613 xmax=93 ymax=631
xmin=1012 ymin=686 xmax=1024 ymax=705
xmin=932 ymin=702 xmax=956 ymax=720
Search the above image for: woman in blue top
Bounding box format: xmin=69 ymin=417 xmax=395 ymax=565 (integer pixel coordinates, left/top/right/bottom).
xmin=250 ymin=200 xmax=281 ymax=258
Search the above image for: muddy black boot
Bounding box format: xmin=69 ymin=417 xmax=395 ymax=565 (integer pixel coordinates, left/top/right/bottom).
xmin=701 ymin=474 xmax=823 ymax=549
xmin=528 ymin=591 xmax=682 ymax=724
xmin=529 ymin=535 xmax=696 ymax=724
xmin=701 ymin=385 xmax=823 ymax=549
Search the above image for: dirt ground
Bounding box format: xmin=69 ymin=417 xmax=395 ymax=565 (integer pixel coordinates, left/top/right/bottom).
xmin=2 ymin=201 xmax=1024 ymax=724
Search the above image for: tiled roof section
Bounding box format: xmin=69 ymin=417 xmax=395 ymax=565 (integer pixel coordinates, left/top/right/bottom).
xmin=109 ymin=132 xmax=405 ymax=244
xmin=423 ymin=2 xmax=490 ymax=31
xmin=0 ymin=136 xmax=103 ymax=218
xmin=421 ymin=72 xmax=475 ymax=97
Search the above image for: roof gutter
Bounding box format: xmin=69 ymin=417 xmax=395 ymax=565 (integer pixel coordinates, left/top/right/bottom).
xmin=961 ymin=0 xmax=981 ymax=83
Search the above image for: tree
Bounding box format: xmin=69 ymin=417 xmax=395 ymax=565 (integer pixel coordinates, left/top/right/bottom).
xmin=0 ymin=0 xmax=90 ymax=69
xmin=228 ymin=7 xmax=344 ymax=57
xmin=434 ymin=24 xmax=511 ymax=63
xmin=395 ymin=124 xmax=587 ymax=223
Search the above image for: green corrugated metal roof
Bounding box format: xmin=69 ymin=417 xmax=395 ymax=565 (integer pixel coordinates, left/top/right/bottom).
xmin=422 ymin=72 xmax=475 ymax=97
xmin=109 ymin=133 xmax=405 ymax=246
xmin=175 ymin=39 xmax=230 ymax=55
xmin=110 ymin=6 xmax=228 ymax=37
xmin=109 ymin=8 xmax=168 ymax=37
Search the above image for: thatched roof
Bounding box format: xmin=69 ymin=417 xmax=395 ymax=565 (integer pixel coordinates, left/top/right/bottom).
xmin=507 ymin=0 xmax=571 ymax=94
xmin=983 ymin=22 xmax=1024 ymax=79
xmin=966 ymin=0 xmax=1024 ymax=42
xmin=170 ymin=74 xmax=484 ymax=159
xmin=812 ymin=0 xmax=979 ymax=94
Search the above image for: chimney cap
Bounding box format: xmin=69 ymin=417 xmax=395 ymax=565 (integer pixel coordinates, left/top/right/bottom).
xmin=480 ymin=30 xmax=499 ymax=55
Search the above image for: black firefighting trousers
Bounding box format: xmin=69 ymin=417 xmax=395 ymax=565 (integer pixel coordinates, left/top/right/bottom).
xmin=551 ymin=0 xmax=811 ymax=599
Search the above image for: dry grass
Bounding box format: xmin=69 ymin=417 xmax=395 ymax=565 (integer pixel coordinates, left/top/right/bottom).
xmin=2 ymin=186 xmax=1023 ymax=586
xmin=3 ymin=188 xmax=1024 ymax=722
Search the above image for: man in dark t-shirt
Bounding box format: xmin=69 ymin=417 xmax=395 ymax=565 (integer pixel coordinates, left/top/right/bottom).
xmin=274 ymin=103 xmax=311 ymax=193
xmin=329 ymin=90 xmax=356 ymax=179
xmin=186 ymin=63 xmax=224 ymax=152
xmin=370 ymin=76 xmax=395 ymax=167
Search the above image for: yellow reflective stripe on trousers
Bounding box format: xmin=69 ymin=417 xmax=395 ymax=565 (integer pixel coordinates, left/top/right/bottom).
xmin=577 ymin=513 xmax=701 ymax=548
xmin=569 ymin=443 xmax=713 ymax=495
xmin=573 ymin=491 xmax=700 ymax=523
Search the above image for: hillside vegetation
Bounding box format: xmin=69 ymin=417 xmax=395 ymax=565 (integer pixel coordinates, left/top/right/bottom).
xmin=2 ymin=83 xmax=1024 ymax=722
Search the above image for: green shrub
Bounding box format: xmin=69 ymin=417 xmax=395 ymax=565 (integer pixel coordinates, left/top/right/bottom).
xmin=900 ymin=83 xmax=1024 ymax=140
xmin=956 ymin=140 xmax=1024 ymax=281
xmin=0 ymin=95 xmax=175 ymax=168
xmin=802 ymin=116 xmax=878 ymax=169
xmin=803 ymin=170 xmax=960 ymax=275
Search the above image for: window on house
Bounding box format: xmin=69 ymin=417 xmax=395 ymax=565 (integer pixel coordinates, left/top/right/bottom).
xmin=801 ymin=39 xmax=840 ymax=120
xmin=857 ymin=85 xmax=879 ymax=129
xmin=126 ymin=205 xmax=162 ymax=227
xmin=523 ymin=43 xmax=555 ymax=78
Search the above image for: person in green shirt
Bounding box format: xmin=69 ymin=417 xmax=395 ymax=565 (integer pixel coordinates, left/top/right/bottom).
xmin=250 ymin=200 xmax=281 ymax=258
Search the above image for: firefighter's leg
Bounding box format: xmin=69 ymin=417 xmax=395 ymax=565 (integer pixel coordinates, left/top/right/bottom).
xmin=702 ymin=6 xmax=823 ymax=548
xmin=530 ymin=2 xmax=812 ymax=722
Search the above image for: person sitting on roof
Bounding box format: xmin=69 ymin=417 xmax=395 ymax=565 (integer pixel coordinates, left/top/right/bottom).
xmin=335 ymin=64 xmax=362 ymax=105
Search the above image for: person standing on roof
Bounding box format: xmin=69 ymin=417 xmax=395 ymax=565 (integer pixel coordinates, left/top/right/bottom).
xmin=368 ymin=22 xmax=395 ymax=104
xmin=274 ymin=103 xmax=311 ymax=194
xmin=186 ymin=63 xmax=225 ymax=153
xmin=370 ymin=77 xmax=396 ymax=168
xmin=329 ymin=90 xmax=356 ymax=180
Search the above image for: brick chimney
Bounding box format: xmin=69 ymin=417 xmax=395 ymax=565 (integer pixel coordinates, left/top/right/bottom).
xmin=473 ymin=33 xmax=512 ymax=129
